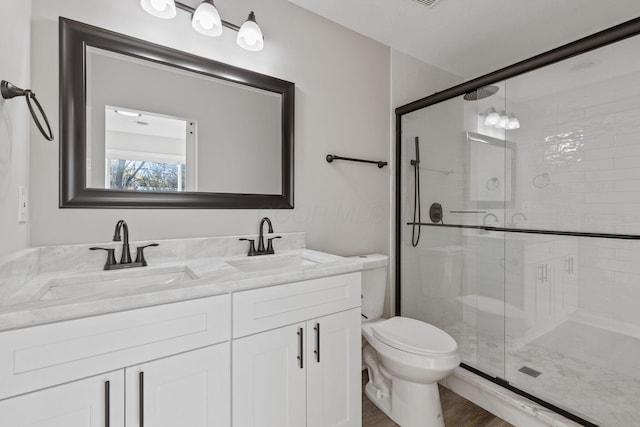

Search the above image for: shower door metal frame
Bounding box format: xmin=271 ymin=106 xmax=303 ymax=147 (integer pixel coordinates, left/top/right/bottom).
xmin=395 ymin=16 xmax=640 ymax=427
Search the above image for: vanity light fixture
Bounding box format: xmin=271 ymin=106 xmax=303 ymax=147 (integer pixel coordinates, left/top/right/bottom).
xmin=482 ymin=107 xmax=500 ymax=126
xmin=495 ymin=111 xmax=510 ymax=129
xmin=480 ymin=108 xmax=520 ymax=130
xmin=237 ymin=12 xmax=264 ymax=52
xmin=140 ymin=0 xmax=177 ymax=19
xmin=506 ymin=114 xmax=520 ymax=130
xmin=191 ymin=0 xmax=222 ymax=37
xmin=140 ymin=0 xmax=264 ymax=51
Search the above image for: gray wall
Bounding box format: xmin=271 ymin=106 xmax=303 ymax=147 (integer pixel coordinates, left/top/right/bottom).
xmin=88 ymin=50 xmax=282 ymax=194
xmin=0 ymin=0 xmax=31 ymax=257
xmin=29 ymin=0 xmax=391 ymax=256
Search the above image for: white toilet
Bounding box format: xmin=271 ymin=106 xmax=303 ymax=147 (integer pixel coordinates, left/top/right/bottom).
xmin=358 ymin=254 xmax=460 ymax=427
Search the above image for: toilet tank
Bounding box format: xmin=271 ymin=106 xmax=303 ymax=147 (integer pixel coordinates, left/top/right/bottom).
xmin=352 ymin=254 xmax=389 ymax=322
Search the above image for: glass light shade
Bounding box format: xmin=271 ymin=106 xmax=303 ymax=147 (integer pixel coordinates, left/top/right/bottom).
xmin=140 ymin=0 xmax=176 ymax=19
xmin=496 ymin=112 xmax=509 ymax=129
xmin=192 ymin=1 xmax=222 ymax=37
xmin=507 ymin=115 xmax=520 ymax=130
xmin=237 ymin=12 xmax=264 ymax=52
xmin=484 ymin=108 xmax=500 ymax=126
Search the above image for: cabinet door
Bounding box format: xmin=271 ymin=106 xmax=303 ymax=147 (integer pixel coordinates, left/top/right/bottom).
xmin=307 ymin=309 xmax=361 ymax=427
xmin=125 ymin=343 xmax=230 ymax=427
xmin=533 ymin=261 xmax=552 ymax=322
xmin=233 ymin=323 xmax=306 ymax=427
xmin=556 ymin=255 xmax=578 ymax=314
xmin=0 ymin=370 xmax=124 ymax=427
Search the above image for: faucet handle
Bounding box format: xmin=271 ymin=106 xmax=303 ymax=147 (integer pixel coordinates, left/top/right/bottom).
xmin=135 ymin=243 xmax=159 ymax=267
xmin=90 ymin=247 xmax=117 ymax=270
xmin=239 ymin=238 xmax=257 ymax=256
xmin=266 ymin=236 xmax=282 ymax=255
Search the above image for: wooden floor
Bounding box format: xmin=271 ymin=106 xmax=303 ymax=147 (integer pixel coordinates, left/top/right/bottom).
xmin=362 ymin=372 xmax=513 ymax=427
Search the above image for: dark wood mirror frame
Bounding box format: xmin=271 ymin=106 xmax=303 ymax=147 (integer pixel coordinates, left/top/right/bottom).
xmin=59 ymin=18 xmax=294 ymax=209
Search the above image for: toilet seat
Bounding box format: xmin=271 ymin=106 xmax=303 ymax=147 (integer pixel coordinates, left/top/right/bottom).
xmin=372 ymin=317 xmax=457 ymax=357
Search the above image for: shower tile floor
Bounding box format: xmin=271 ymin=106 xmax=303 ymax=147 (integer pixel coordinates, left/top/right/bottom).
xmin=448 ymin=320 xmax=640 ymax=427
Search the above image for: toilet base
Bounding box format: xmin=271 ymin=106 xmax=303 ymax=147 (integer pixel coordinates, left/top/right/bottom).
xmin=365 ymin=375 xmax=445 ymax=427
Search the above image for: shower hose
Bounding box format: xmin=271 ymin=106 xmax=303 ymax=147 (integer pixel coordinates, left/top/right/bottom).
xmin=411 ymin=136 xmax=421 ymax=247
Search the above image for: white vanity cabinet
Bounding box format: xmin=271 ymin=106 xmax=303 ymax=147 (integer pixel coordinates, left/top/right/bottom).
xmin=0 ymin=294 xmax=231 ymax=427
xmin=0 ymin=344 xmax=229 ymax=427
xmin=233 ymin=322 xmax=307 ymax=426
xmin=306 ymin=309 xmax=361 ymax=427
xmin=523 ymin=238 xmax=578 ymax=323
xmin=232 ymin=273 xmax=362 ymax=427
xmin=0 ymin=370 xmax=125 ymax=427
xmin=125 ymin=344 xmax=230 ymax=427
xmin=0 ymin=268 xmax=365 ymax=427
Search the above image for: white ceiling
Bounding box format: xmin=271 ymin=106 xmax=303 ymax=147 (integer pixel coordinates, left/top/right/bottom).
xmin=105 ymin=106 xmax=187 ymax=139
xmin=288 ymin=0 xmax=640 ymax=80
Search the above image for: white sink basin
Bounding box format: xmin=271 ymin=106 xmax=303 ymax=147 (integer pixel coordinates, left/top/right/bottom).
xmin=226 ymin=252 xmax=329 ymax=273
xmin=40 ymin=265 xmax=199 ymax=300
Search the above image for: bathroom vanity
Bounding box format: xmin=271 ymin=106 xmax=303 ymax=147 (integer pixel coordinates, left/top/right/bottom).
xmin=0 ymin=233 xmax=363 ymax=427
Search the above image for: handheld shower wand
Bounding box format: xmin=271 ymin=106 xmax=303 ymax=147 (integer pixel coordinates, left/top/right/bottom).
xmin=1 ymin=80 xmax=54 ymax=141
xmin=410 ymin=136 xmax=420 ymax=167
xmin=411 ymin=137 xmax=421 ymax=247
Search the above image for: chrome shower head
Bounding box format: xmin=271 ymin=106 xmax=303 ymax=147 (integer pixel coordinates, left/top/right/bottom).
xmin=463 ymin=85 xmax=499 ymax=101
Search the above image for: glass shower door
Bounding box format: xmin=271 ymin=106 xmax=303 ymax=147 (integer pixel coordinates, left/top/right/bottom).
xmin=399 ymin=19 xmax=640 ymax=427
xmin=399 ymin=83 xmax=509 ymax=381
xmin=501 ymin=34 xmax=640 ymax=426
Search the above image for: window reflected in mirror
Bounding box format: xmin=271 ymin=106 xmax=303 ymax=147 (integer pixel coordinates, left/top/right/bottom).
xmin=95 ymin=106 xmax=196 ymax=192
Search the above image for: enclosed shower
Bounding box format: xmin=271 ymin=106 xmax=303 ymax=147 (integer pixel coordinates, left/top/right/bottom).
xmin=396 ymin=17 xmax=640 ymax=427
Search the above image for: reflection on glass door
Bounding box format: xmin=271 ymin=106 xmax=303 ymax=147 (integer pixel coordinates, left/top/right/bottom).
xmin=399 ymin=26 xmax=640 ymax=427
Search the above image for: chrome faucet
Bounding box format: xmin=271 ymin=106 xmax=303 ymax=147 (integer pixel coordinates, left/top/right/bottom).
xmin=510 ymin=212 xmax=527 ymax=227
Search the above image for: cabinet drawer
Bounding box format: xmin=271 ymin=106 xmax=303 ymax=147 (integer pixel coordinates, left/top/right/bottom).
xmin=0 ymin=294 xmax=230 ymax=400
xmin=233 ymin=273 xmax=361 ymax=338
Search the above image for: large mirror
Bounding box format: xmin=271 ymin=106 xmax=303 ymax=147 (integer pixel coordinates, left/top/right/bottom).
xmin=60 ymin=18 xmax=294 ymax=208
xmin=467 ymin=131 xmax=516 ymax=208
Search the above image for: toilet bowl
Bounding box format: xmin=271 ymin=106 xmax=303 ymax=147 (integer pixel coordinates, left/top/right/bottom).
xmin=357 ymin=254 xmax=460 ymax=427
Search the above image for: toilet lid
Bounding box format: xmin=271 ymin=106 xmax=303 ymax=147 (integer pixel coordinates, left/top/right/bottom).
xmin=372 ymin=317 xmax=458 ymax=357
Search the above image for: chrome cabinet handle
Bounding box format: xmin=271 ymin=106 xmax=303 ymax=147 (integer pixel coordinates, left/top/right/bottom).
xmin=297 ymin=328 xmax=304 ymax=369
xmin=139 ymin=371 xmax=144 ymax=427
xmin=314 ymin=323 xmax=321 ymax=363
xmin=544 ymin=263 xmax=548 ymax=283
xmin=105 ymin=380 xmax=110 ymax=427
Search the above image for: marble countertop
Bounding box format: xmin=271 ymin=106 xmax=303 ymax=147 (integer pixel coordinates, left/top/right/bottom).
xmin=0 ymin=233 xmax=375 ymax=332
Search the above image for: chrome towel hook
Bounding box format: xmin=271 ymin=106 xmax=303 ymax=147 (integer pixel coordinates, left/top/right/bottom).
xmin=1 ymin=80 xmax=54 ymax=141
